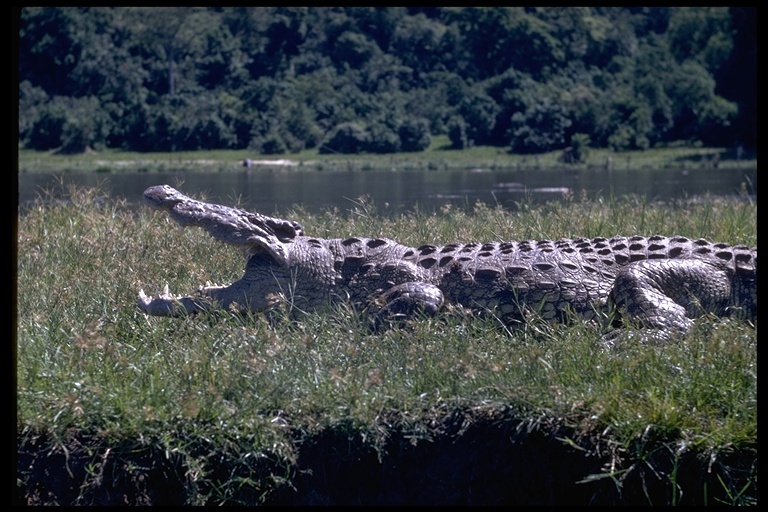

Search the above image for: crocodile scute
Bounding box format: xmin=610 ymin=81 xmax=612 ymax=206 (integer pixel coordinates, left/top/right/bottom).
xmin=137 ymin=185 xmax=757 ymax=337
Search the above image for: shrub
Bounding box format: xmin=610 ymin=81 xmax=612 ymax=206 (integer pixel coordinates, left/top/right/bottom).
xmin=560 ymin=133 xmax=591 ymax=164
xmin=319 ymin=122 xmax=370 ymax=154
xmin=447 ymin=116 xmax=469 ymax=149
xmin=398 ymin=117 xmax=431 ymax=152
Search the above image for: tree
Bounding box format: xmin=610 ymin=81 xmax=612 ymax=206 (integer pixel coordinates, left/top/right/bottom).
xmin=447 ymin=7 xmax=564 ymax=79
xmin=23 ymin=95 xmax=110 ymax=152
xmin=398 ymin=118 xmax=431 ymax=152
xmin=18 ymin=80 xmax=49 ymax=142
xmin=560 ymin=133 xmax=590 ymax=164
xmin=366 ymin=120 xmax=401 ymax=153
xmin=667 ymin=7 xmax=733 ymax=72
xmin=508 ymin=99 xmax=572 ymax=154
xmin=22 ymin=96 xmax=69 ymax=150
xmin=319 ymin=122 xmax=369 ymax=154
xmin=20 ymin=7 xmax=90 ymax=96
xmin=664 ymin=60 xmax=736 ymax=144
xmin=332 ymin=30 xmax=381 ymax=69
xmin=17 ymin=7 xmax=754 ymax=152
xmin=129 ymin=8 xmax=203 ymax=96
xmin=456 ymin=89 xmax=500 ymax=146
xmin=57 ymin=96 xmax=111 ymax=153
xmin=447 ymin=116 xmax=469 ymax=149
xmin=390 ymin=13 xmax=447 ymax=74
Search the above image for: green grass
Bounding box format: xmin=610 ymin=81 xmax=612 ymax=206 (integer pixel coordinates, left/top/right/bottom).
xmin=17 ymin=136 xmax=756 ymax=174
xmin=16 ymin=184 xmax=757 ymax=505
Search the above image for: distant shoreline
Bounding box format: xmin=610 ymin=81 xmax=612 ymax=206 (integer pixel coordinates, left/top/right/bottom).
xmin=18 ymin=142 xmax=756 ymax=175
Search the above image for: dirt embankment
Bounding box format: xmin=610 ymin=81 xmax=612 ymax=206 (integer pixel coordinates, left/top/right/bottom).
xmin=16 ymin=409 xmax=756 ymax=506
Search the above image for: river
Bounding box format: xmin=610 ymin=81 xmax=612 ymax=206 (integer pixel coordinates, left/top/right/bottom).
xmin=17 ymin=166 xmax=756 ymax=216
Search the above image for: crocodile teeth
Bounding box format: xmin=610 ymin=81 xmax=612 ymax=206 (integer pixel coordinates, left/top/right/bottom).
xmin=135 ymin=284 xmax=179 ymax=300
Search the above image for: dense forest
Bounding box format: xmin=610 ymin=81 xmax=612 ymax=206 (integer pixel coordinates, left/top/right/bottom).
xmin=17 ymin=7 xmax=756 ymax=157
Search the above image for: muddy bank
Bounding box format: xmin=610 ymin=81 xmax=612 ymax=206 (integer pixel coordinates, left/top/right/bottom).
xmin=16 ymin=408 xmax=756 ymax=506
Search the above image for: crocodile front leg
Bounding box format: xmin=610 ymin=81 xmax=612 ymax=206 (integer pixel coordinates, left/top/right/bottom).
xmin=371 ymin=282 xmax=445 ymax=329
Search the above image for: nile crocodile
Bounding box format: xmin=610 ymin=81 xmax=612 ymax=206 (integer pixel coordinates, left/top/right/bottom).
xmin=137 ymin=185 xmax=757 ymax=337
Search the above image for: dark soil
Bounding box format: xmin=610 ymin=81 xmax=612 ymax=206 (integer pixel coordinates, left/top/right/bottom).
xmin=16 ymin=407 xmax=756 ymax=506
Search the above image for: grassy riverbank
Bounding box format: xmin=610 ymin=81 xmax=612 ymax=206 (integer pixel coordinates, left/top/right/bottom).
xmin=16 ymin=184 xmax=756 ymax=505
xmin=18 ymin=136 xmax=756 ymax=174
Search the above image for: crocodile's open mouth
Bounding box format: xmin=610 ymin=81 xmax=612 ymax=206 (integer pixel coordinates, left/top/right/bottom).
xmin=136 ymin=185 xmax=306 ymax=317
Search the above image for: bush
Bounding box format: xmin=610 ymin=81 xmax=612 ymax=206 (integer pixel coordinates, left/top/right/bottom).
xmin=24 ymin=98 xmax=69 ymax=150
xmin=366 ymin=121 xmax=401 ymax=153
xmin=398 ymin=117 xmax=431 ymax=152
xmin=24 ymin=95 xmax=111 ymax=153
xmin=508 ymin=100 xmax=572 ymax=154
xmin=457 ymin=90 xmax=500 ymax=146
xmin=319 ymin=122 xmax=370 ymax=154
xmin=447 ymin=116 xmax=469 ymax=149
xmin=187 ymin=116 xmax=236 ymax=150
xmin=259 ymin=134 xmax=288 ymax=155
xmin=560 ymin=133 xmax=591 ymax=164
xmin=608 ymin=125 xmax=650 ymax=152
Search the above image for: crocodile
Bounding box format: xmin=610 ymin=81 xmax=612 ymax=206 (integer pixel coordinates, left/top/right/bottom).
xmin=137 ymin=185 xmax=757 ymax=337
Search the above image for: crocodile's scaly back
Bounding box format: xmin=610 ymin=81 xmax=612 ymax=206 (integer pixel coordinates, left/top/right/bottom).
xmin=319 ymin=235 xmax=756 ymax=329
xmin=137 ymin=186 xmax=756 ymax=339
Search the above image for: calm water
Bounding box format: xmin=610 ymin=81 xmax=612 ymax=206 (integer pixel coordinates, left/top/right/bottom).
xmin=18 ymin=166 xmax=756 ymax=216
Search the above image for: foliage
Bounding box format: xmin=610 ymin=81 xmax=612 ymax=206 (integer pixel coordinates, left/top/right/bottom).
xmin=17 ymin=7 xmax=755 ymax=154
xmin=319 ymin=121 xmax=369 ymax=154
xmin=398 ymin=117 xmax=431 ymax=152
xmin=560 ymin=133 xmax=590 ymax=164
xmin=509 ymin=99 xmax=572 ymax=154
